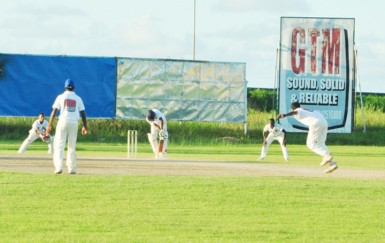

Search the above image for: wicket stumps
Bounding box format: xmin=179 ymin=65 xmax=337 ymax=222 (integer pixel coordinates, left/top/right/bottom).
xmin=127 ymin=130 xmax=138 ymax=158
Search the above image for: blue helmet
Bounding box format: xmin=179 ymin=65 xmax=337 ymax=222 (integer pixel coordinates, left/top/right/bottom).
xmin=64 ymin=79 xmax=75 ymax=89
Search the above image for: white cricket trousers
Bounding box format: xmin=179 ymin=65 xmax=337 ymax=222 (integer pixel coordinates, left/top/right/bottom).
xmin=18 ymin=132 xmax=53 ymax=154
xmin=53 ymin=120 xmax=78 ymax=173
xmin=306 ymin=119 xmax=330 ymax=157
xmin=261 ymin=134 xmax=289 ymax=160
xmin=150 ymin=124 xmax=168 ymax=155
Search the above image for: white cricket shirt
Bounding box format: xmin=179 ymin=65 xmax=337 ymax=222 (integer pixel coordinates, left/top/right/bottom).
xmin=52 ymin=91 xmax=85 ymax=122
xmin=263 ymin=123 xmax=284 ymax=137
xmin=293 ymin=108 xmax=326 ymax=127
xmin=30 ymin=119 xmax=48 ymax=134
xmin=151 ymin=109 xmax=167 ymax=130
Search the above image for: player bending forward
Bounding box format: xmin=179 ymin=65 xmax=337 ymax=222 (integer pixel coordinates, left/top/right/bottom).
xmin=258 ymin=118 xmax=289 ymax=161
xmin=18 ymin=113 xmax=54 ymax=154
xmin=146 ymin=109 xmax=168 ymax=159
xmin=277 ymin=102 xmax=338 ymax=173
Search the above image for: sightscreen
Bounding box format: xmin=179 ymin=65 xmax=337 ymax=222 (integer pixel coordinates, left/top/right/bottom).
xmin=116 ymin=58 xmax=247 ymax=123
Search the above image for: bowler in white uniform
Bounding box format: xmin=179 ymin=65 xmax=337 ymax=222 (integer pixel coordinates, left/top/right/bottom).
xmin=277 ymin=102 xmax=338 ymax=173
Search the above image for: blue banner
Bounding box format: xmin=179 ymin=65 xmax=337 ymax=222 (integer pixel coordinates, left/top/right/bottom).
xmin=0 ymin=54 xmax=116 ymax=118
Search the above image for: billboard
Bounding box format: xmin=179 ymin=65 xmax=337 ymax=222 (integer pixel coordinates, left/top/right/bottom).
xmin=279 ymin=17 xmax=355 ymax=133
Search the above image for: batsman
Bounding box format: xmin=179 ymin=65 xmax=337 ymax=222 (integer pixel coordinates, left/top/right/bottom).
xmin=146 ymin=109 xmax=168 ymax=159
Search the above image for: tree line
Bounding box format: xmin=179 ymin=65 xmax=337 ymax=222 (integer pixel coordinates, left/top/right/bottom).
xmin=248 ymin=88 xmax=385 ymax=112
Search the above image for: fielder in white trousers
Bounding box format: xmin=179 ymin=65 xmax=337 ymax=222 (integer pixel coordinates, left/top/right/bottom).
xmin=18 ymin=131 xmax=54 ymax=154
xmin=259 ymin=119 xmax=289 ymax=161
xmin=18 ymin=113 xmax=53 ymax=154
xmin=46 ymin=79 xmax=88 ymax=174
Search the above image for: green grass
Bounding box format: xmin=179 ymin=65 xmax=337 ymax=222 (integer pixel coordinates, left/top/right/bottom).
xmin=1 ymin=173 xmax=384 ymax=242
xmin=1 ymin=142 xmax=385 ymax=242
xmin=3 ymin=108 xmax=385 ymax=145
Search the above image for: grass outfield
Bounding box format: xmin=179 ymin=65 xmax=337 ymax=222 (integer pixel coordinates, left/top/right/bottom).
xmin=1 ymin=143 xmax=385 ymax=242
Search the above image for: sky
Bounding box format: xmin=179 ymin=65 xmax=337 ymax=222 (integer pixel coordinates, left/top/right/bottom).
xmin=1 ymin=0 xmax=384 ymax=92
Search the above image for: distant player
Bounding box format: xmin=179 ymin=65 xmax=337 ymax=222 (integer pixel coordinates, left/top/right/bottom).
xmin=258 ymin=118 xmax=289 ymax=161
xmin=146 ymin=109 xmax=168 ymax=159
xmin=18 ymin=113 xmax=54 ymax=154
xmin=277 ymin=102 xmax=338 ymax=173
xmin=46 ymin=79 xmax=88 ymax=174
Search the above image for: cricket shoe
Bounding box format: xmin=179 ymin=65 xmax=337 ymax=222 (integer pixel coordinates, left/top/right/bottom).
xmin=320 ymin=155 xmax=333 ymax=166
xmin=54 ymin=170 xmax=62 ymax=174
xmin=324 ymin=163 xmax=338 ymax=173
xmin=257 ymin=157 xmax=265 ymax=161
xmin=156 ymin=152 xmax=167 ymax=160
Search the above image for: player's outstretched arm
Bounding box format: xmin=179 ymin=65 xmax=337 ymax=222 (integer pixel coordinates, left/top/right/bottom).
xmin=277 ymin=111 xmax=297 ymax=119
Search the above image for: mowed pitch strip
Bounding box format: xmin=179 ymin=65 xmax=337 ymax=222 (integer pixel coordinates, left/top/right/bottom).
xmin=1 ymin=154 xmax=384 ymax=180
